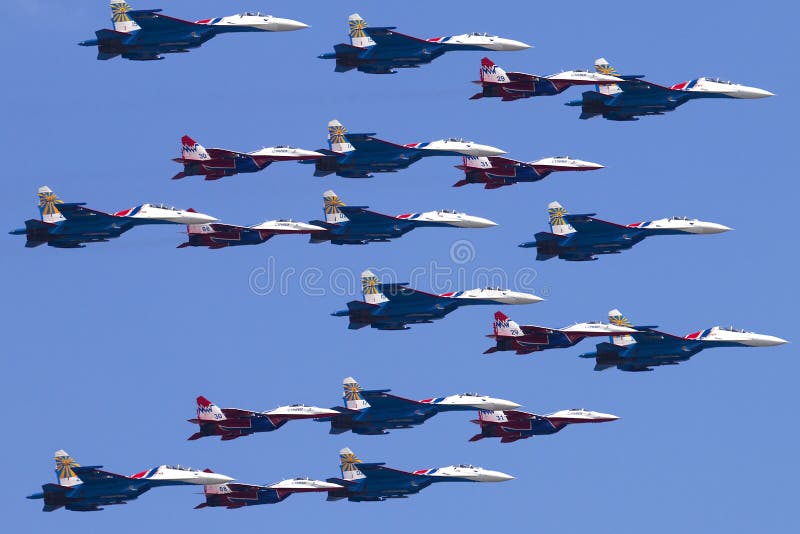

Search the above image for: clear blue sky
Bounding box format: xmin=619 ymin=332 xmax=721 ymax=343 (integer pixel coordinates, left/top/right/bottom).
xmin=2 ymin=1 xmax=797 ymax=532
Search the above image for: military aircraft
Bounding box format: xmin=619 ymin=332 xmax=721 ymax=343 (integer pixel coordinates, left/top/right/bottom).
xmin=580 ymin=309 xmax=788 ymax=372
xmin=27 ymin=450 xmax=233 ymax=512
xmin=565 ymin=58 xmax=773 ymax=121
xmin=454 ymin=154 xmax=604 ymax=189
xmin=79 ymin=1 xmax=308 ymax=61
xmin=470 ymin=57 xmax=624 ymax=101
xmin=302 ymin=120 xmax=506 ymax=178
xmin=320 ymin=13 xmax=530 ymax=74
xmin=519 ymin=201 xmax=731 ymax=261
xmin=172 ymin=135 xmax=323 ymax=180
xmin=326 ymin=448 xmax=513 ymax=502
xmin=485 ymin=311 xmax=640 ymax=355
xmin=188 ymin=396 xmax=340 ymax=441
xmin=178 ymin=220 xmax=325 ymax=249
xmin=10 ymin=186 xmax=217 ymax=248
xmin=332 ymin=270 xmax=542 ymax=330
xmin=308 ymin=190 xmax=496 ymax=245
xmin=469 ymin=409 xmax=619 ymax=443
xmin=196 ymin=478 xmax=342 ymax=509
xmin=317 ymin=377 xmax=520 ymax=435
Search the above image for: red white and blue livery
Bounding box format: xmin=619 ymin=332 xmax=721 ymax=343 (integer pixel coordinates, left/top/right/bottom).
xmin=470 ymin=57 xmax=624 ymax=101
xmin=332 ymin=270 xmax=542 ymax=330
xmin=308 ymin=190 xmax=496 ymax=245
xmin=188 ymin=396 xmax=340 ymax=441
xmin=454 ymin=154 xmax=604 ymax=189
xmin=326 ymin=448 xmax=513 ymax=502
xmin=320 ymin=14 xmax=529 ymax=74
xmin=10 ymin=186 xmax=217 ymax=248
xmin=469 ymin=409 xmax=619 ymax=443
xmin=317 ymin=376 xmax=520 ymax=435
xmin=173 ymin=135 xmax=323 ymax=181
xmin=580 ymin=309 xmax=788 ymax=372
xmin=196 ymin=478 xmax=342 ymax=509
xmin=521 ymin=201 xmax=731 ymax=261
xmin=566 ymin=58 xmax=773 ymax=121
xmin=486 ymin=311 xmax=640 ymax=355
xmin=80 ymin=1 xmax=308 ymax=61
xmin=27 ymin=450 xmax=233 ymax=512
xmin=303 ymin=120 xmax=506 ymax=178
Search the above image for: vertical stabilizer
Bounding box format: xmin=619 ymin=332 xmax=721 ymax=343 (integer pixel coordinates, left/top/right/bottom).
xmin=324 ymin=191 xmax=349 ymax=224
xmin=38 ymin=186 xmax=65 ymax=224
xmin=54 ymin=450 xmax=81 ymax=487
xmin=181 ymin=135 xmax=210 ymax=161
xmin=480 ymin=57 xmax=509 ymax=84
xmin=348 ymin=14 xmax=375 ymax=48
xmin=339 ymin=447 xmax=366 ymax=481
xmin=196 ymin=396 xmax=226 ymax=421
xmin=327 ymin=120 xmax=354 ymax=153
xmin=110 ymin=1 xmax=140 ymax=33
xmin=594 ymin=58 xmax=622 ymax=95
xmin=493 ymin=312 xmax=522 ymax=337
xmin=608 ymin=309 xmax=636 ymax=346
xmin=548 ymin=202 xmax=575 ymax=235
xmin=342 ymin=377 xmax=371 ymax=411
xmin=361 ymin=270 xmax=388 ymax=305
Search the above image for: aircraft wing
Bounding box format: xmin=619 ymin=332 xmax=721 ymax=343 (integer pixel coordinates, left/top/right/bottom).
xmin=360 ymin=390 xmax=422 ymax=411
xmin=220 ymin=407 xmax=261 ymax=419
xmin=628 ymin=329 xmax=690 ymax=345
xmin=379 ymin=284 xmax=448 ymax=307
xmin=363 ymin=27 xmax=430 ymax=50
xmin=54 ymin=203 xmax=116 ymax=224
xmin=72 ymin=465 xmax=129 ymax=482
xmin=346 ymin=134 xmax=407 ymax=154
xmin=204 ymin=223 xmax=248 ymax=234
xmin=617 ymin=78 xmax=676 ymax=96
xmin=120 ymin=51 xmax=164 ymax=61
xmin=358 ymin=463 xmax=425 ymax=484
xmin=128 ymin=10 xmax=198 ymax=33
xmin=338 ymin=206 xmax=398 ymax=226
xmin=563 ymin=214 xmax=628 ymax=234
xmin=204 ymin=148 xmax=243 ymax=159
xmin=518 ymin=325 xmax=558 ymax=336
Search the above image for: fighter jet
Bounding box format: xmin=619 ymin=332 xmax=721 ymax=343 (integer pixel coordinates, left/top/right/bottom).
xmin=177 ymin=220 xmax=324 ymax=249
xmin=320 ymin=13 xmax=530 ymax=74
xmin=308 ymin=190 xmax=496 ymax=245
xmin=317 ymin=377 xmax=520 ymax=435
xmin=79 ymin=1 xmax=308 ymax=61
xmin=302 ymin=120 xmax=506 ymax=178
xmin=188 ymin=396 xmax=340 ymax=441
xmin=172 ymin=135 xmax=323 ymax=181
xmin=27 ymin=450 xmax=233 ymax=512
xmin=485 ymin=311 xmax=640 ymax=355
xmin=196 ymin=478 xmax=342 ymax=509
xmin=470 ymin=57 xmax=624 ymax=101
xmin=580 ymin=309 xmax=788 ymax=372
xmin=565 ymin=58 xmax=773 ymax=121
xmin=10 ymin=186 xmax=217 ymax=248
xmin=519 ymin=201 xmax=731 ymax=261
xmin=453 ymin=154 xmax=604 ymax=189
xmin=469 ymin=409 xmax=619 ymax=443
xmin=326 ymin=448 xmax=513 ymax=502
xmin=332 ymin=270 xmax=542 ymax=330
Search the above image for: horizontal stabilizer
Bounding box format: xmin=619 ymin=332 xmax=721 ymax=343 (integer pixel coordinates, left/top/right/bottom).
xmin=95 ymin=29 xmax=129 ymax=42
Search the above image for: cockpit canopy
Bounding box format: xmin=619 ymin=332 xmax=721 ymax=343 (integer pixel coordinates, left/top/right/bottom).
xmin=468 ymin=32 xmax=493 ymax=37
xmin=667 ymin=216 xmax=692 ymax=221
xmin=147 ymin=203 xmax=179 ymax=211
xmin=437 ymin=209 xmax=462 ymax=215
xmin=445 ymin=137 xmax=471 ymax=143
xmin=455 ymin=464 xmax=477 ymax=469
xmin=718 ymin=326 xmax=748 ymax=333
xmin=701 ymin=77 xmax=734 ymax=85
xmin=460 ymin=392 xmax=483 ymax=397
xmin=165 ymin=465 xmax=194 ymax=471
xmin=274 ymin=145 xmax=296 ymax=149
xmin=239 ymin=12 xmax=269 ymax=17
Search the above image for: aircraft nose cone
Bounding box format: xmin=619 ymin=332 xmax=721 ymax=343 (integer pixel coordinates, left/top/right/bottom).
xmin=199 ymin=472 xmax=234 ymax=484
xmin=459 ymin=216 xmax=497 ymax=228
xmin=759 ymin=335 xmax=789 ymax=346
xmin=270 ymin=18 xmax=310 ymax=31
xmin=482 ymin=470 xmax=515 ymax=482
xmin=471 ymin=144 xmax=506 ymax=156
xmin=495 ymin=38 xmax=531 ymax=51
xmin=508 ymin=292 xmax=544 ymax=304
xmin=493 ymin=399 xmax=521 ymax=410
xmin=741 ymin=86 xmax=774 ymax=99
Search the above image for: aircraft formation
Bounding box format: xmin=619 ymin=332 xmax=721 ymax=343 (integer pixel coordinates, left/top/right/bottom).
xmin=21 ymin=0 xmax=786 ymax=515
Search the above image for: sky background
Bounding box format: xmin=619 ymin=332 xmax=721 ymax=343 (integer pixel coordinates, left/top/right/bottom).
xmin=2 ymin=1 xmax=797 ymax=532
